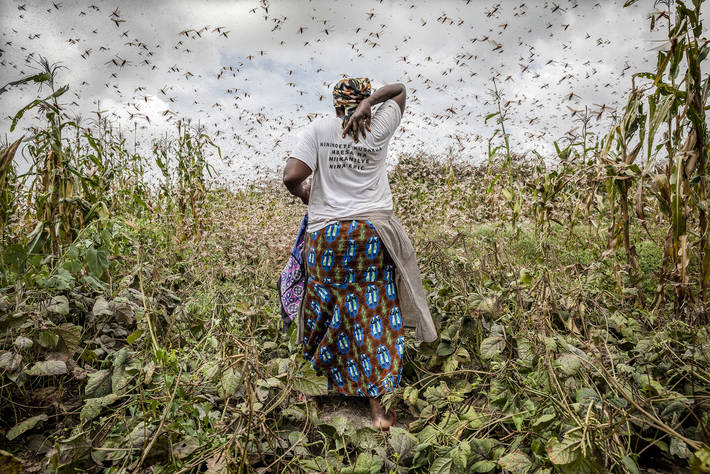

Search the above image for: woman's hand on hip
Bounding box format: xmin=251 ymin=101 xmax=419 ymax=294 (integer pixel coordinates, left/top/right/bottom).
xmin=299 ymin=183 xmax=310 ymax=205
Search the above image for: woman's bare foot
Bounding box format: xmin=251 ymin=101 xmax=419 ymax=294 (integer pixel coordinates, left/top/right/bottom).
xmin=369 ymin=398 xmax=395 ymax=430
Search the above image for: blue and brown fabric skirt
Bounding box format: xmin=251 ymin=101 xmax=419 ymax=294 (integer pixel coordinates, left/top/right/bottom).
xmin=302 ymin=219 xmax=405 ymax=398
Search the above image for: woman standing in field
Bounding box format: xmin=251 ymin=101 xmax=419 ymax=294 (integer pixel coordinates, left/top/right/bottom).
xmin=283 ymin=78 xmax=437 ymax=430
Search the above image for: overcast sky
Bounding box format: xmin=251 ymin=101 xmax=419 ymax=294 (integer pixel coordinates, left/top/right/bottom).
xmin=0 ymin=0 xmax=679 ymax=183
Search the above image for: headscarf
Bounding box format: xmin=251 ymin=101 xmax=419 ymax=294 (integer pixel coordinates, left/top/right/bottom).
xmin=332 ymin=77 xmax=372 ymax=135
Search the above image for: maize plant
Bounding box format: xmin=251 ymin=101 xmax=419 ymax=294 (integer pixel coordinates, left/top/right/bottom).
xmin=6 ymin=58 xmax=115 ymax=263
xmin=485 ymin=78 xmax=522 ymax=233
xmin=600 ymin=89 xmax=645 ymax=303
xmin=632 ymin=0 xmax=709 ymax=317
xmin=174 ymin=120 xmax=218 ymax=238
xmin=0 ymin=138 xmax=23 ymax=242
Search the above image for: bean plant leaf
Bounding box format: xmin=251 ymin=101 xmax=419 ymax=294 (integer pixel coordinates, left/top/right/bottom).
xmin=293 ymin=363 xmax=328 ymax=396
xmin=38 ymin=330 xmax=59 ymax=349
xmin=480 ymin=334 xmax=505 ymax=359
xmin=546 ymin=435 xmax=580 ymax=465
xmin=450 ymin=442 xmax=472 ymax=469
xmin=85 ymin=369 xmax=112 ymax=398
xmin=472 ymin=460 xmax=497 ymax=473
xmin=25 ymin=360 xmax=67 ymax=376
xmin=429 ymin=455 xmax=454 ymax=474
xmin=6 ymin=414 xmax=48 ymax=440
xmin=219 ymin=367 xmax=241 ymax=399
xmin=498 ymin=449 xmax=532 ymax=473
xmin=0 ymin=352 xmax=22 ymax=372
xmin=126 ymin=329 xmax=144 ymax=344
xmin=86 ymin=247 xmax=109 ymax=277
xmin=13 ymin=336 xmax=32 ymax=350
xmin=555 ymin=353 xmax=582 ymax=376
xmin=92 ymin=296 xmax=112 ymax=318
xmin=56 ymin=324 xmax=82 ymax=356
xmin=80 ymin=394 xmax=120 ymax=423
xmin=532 ymin=413 xmax=556 ymax=429
xmin=689 ymin=447 xmax=710 ymax=473
xmin=47 ymin=295 xmax=70 ymax=315
xmin=388 ymin=427 xmax=418 ymax=459
xmin=621 ymin=456 xmax=641 ymax=474
xmin=670 ymin=437 xmax=689 ymax=459
xmin=342 ymin=452 xmax=383 ymax=474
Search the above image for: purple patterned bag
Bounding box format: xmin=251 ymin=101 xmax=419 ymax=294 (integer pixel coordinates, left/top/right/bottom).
xmin=277 ymin=213 xmax=308 ymax=332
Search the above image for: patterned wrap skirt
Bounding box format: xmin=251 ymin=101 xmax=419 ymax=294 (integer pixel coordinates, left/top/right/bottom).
xmin=302 ymin=219 xmax=405 ymax=398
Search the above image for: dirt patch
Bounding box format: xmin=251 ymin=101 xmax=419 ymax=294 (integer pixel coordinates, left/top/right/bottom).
xmin=311 ymin=394 xmax=415 ymax=431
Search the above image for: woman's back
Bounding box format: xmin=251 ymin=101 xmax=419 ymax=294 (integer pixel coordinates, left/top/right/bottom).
xmin=290 ymin=99 xmax=402 ymax=233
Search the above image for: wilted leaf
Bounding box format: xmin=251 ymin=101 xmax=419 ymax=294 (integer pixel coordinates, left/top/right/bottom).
xmin=37 ymin=268 xmax=75 ymax=291
xmin=56 ymin=324 xmax=81 ymax=356
xmin=25 ymin=360 xmax=67 ymax=376
xmin=282 ymin=406 xmax=306 ymax=421
xmin=472 ymin=460 xmax=497 ymax=472
xmin=516 ymin=336 xmax=534 ymax=362
xmin=546 ymin=434 xmax=580 ymax=465
xmin=85 ymin=369 xmax=112 ymax=398
xmin=13 ymin=336 xmax=33 ymax=350
xmin=329 ymin=415 xmax=349 ymax=437
xmin=204 ymin=449 xmax=228 ymax=474
xmin=576 ymin=387 xmax=600 ymax=405
xmin=47 ymin=295 xmax=69 ymax=315
xmin=6 ymin=414 xmax=48 ymax=440
xmin=219 ymin=367 xmax=241 ymax=399
xmin=111 ymin=361 xmax=137 ymax=394
xmin=82 ymin=274 xmax=106 ymax=291
xmin=469 ymin=438 xmax=498 ymax=456
xmin=293 ymin=363 xmax=328 ymax=396
xmin=128 ymin=421 xmax=154 ymax=448
xmin=111 ymin=297 xmax=135 ymax=325
xmin=555 ymin=353 xmax=582 ymax=376
xmin=437 ymin=340 xmax=455 ymax=356
xmin=92 ymin=297 xmax=112 ymax=318
xmin=388 ymin=426 xmax=418 ymax=459
xmin=80 ymin=394 xmax=120 ymax=423
xmin=498 ymin=449 xmax=532 ymax=473
xmin=689 ymin=447 xmax=710 ymax=473
xmin=0 ymin=352 xmax=22 ymax=372
xmin=201 ymin=361 xmax=219 ymax=381
xmin=234 ymin=301 xmax=256 ymax=316
xmin=450 ymin=442 xmax=471 ymax=469
xmin=113 ymin=347 xmax=129 ymax=368
xmin=532 ymin=413 xmax=556 ymax=429
xmin=342 ymin=452 xmax=383 ymax=474
xmin=621 ymin=455 xmax=641 ymax=474
xmin=480 ymin=334 xmax=505 ymax=359
xmin=172 ymin=436 xmax=200 ymax=459
xmin=670 ymin=437 xmax=689 ymax=459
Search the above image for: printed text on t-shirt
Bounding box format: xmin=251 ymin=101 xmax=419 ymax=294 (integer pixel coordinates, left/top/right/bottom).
xmin=320 ymin=142 xmax=383 ymax=171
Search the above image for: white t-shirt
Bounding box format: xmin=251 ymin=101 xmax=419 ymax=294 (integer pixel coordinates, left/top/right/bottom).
xmin=290 ymin=99 xmax=402 ymax=233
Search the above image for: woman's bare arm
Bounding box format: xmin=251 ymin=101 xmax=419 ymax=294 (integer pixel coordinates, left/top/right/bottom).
xmin=283 ymin=158 xmax=312 ymax=204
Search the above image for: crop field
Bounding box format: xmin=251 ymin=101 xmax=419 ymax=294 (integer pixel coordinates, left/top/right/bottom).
xmin=1 ymin=0 xmax=709 ymax=473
